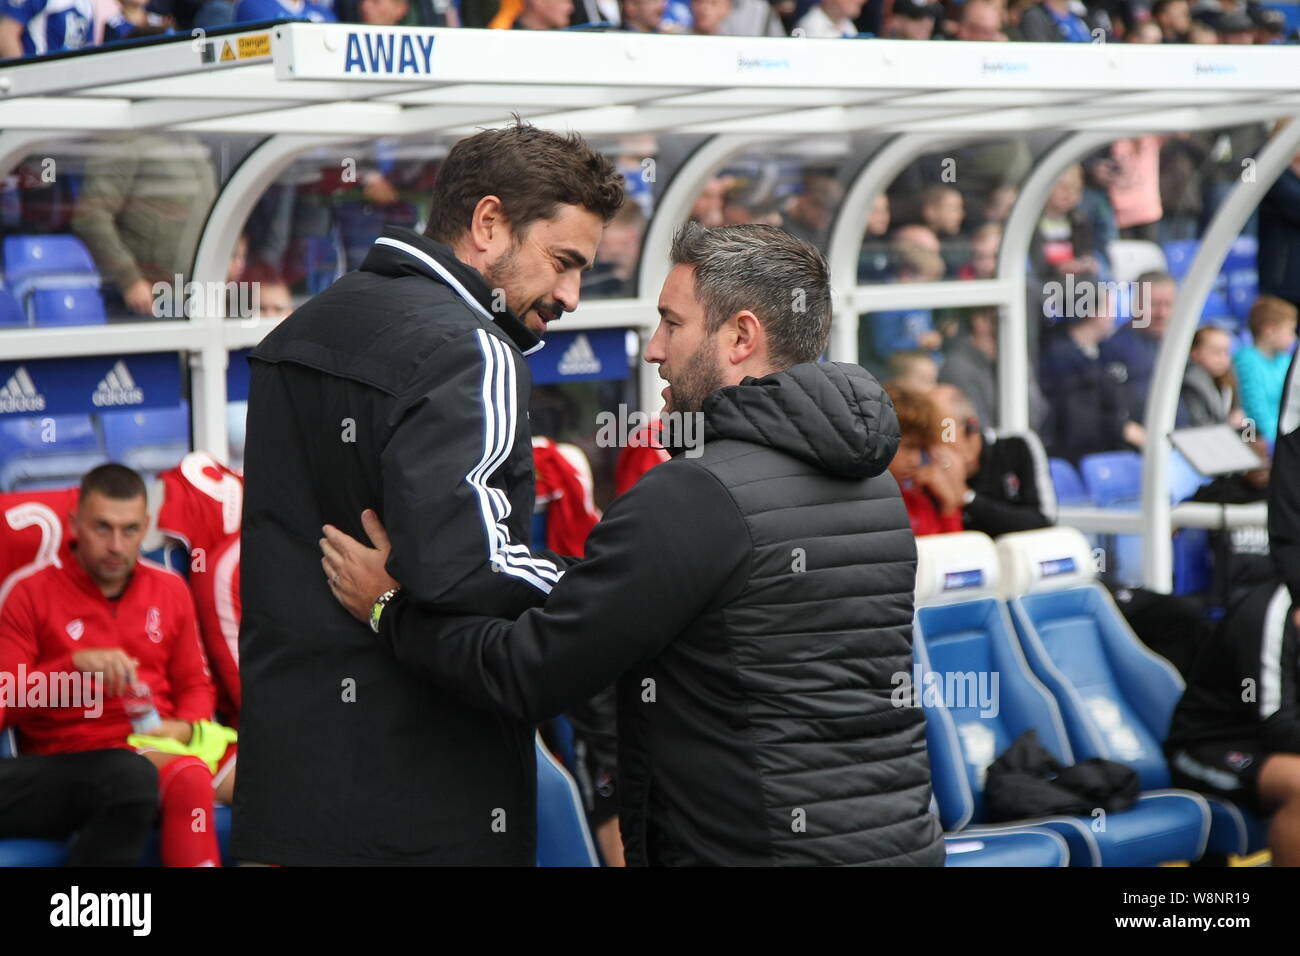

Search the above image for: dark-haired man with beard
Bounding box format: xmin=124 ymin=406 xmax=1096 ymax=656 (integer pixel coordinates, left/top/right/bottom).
xmin=235 ymin=120 xmax=625 ymax=866
xmin=322 ymin=222 xmax=945 ymax=866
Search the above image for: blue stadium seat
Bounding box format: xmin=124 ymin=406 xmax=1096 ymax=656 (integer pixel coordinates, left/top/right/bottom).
xmin=100 ymin=401 xmax=190 ymax=477
xmin=1228 ymin=278 xmax=1258 ymax=328
xmin=3 ymin=235 xmax=97 ymax=285
xmin=1222 ymin=234 xmax=1257 ymax=276
xmin=1200 ymin=283 xmax=1234 ymax=326
xmin=302 ymin=234 xmax=342 ymax=296
xmin=0 ymin=838 xmax=71 ymax=866
xmin=1078 ymin=450 xmax=1143 ymax=586
xmin=1163 ymin=239 xmax=1198 ymax=280
xmin=30 ymin=287 xmax=107 ymax=327
xmin=0 ymin=414 xmax=107 ymax=492
xmin=1079 ymin=451 xmax=1141 ymax=508
xmin=535 ymin=732 xmax=599 ymax=867
xmin=0 ymin=288 xmax=26 ymax=327
xmin=943 ymin=827 xmax=1069 ymax=867
xmin=914 ymin=532 xmax=1207 ymax=865
xmin=1048 ymin=458 xmax=1088 ymax=507
xmin=2 ymin=235 xmax=101 ymax=311
xmin=998 ymin=527 xmax=1262 ymax=859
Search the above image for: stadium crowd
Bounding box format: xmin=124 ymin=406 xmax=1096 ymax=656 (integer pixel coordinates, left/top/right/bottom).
xmin=1 ymin=0 xmax=1298 ymax=60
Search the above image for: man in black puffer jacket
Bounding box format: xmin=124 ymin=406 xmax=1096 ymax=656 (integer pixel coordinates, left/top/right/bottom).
xmin=322 ymin=223 xmax=945 ymax=866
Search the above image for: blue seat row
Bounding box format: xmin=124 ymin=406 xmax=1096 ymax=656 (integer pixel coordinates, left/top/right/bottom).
xmin=925 ymin=529 xmax=1268 ymax=866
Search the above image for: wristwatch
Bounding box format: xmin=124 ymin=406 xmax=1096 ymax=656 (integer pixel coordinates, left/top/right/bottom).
xmin=369 ymin=587 xmax=402 ymax=634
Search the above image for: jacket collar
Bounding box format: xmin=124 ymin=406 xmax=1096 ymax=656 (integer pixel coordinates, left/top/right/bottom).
xmin=360 ymin=227 xmax=544 ymax=356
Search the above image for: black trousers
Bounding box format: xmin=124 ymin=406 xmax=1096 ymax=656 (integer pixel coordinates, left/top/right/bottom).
xmin=0 ymin=749 xmax=159 ymax=866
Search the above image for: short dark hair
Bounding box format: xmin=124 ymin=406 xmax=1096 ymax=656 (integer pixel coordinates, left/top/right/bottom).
xmin=80 ymin=463 xmax=146 ymax=504
xmin=669 ymin=221 xmax=832 ymax=369
xmin=424 ymin=118 xmax=625 ymax=246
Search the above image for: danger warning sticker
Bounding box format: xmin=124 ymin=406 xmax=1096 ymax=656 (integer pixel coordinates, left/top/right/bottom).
xmin=237 ymin=33 xmax=271 ymax=59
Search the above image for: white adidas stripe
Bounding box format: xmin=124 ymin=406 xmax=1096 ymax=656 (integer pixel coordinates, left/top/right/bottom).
xmin=465 ymin=329 xmax=561 ymax=593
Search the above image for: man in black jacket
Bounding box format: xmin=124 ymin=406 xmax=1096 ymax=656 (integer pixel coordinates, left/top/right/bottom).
xmin=323 ymin=223 xmax=946 ymax=866
xmin=233 ymin=121 xmax=624 ymax=866
xmin=929 ymin=383 xmax=1054 ymax=537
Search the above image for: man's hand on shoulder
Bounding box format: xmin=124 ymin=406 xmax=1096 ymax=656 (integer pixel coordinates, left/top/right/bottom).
xmin=321 ymin=509 xmax=400 ymax=624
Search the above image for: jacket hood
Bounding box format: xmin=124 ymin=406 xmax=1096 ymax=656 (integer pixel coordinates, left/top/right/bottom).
xmin=699 ymin=361 xmax=900 ymax=479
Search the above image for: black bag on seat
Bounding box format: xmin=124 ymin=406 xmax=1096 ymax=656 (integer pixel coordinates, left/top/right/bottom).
xmin=983 ymin=729 xmax=1140 ymax=822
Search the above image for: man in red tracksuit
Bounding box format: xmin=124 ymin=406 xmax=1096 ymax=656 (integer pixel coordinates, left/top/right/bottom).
xmin=0 ymin=464 xmax=232 ymax=866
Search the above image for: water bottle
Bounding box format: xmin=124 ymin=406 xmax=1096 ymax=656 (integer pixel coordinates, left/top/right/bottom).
xmin=123 ymin=682 xmax=162 ymax=735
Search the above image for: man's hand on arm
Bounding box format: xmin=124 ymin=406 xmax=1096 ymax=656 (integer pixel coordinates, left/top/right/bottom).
xmin=321 ymin=508 xmax=399 ymax=623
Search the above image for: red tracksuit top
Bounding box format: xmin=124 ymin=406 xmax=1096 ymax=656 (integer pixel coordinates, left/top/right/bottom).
xmin=0 ymin=542 xmax=214 ymax=755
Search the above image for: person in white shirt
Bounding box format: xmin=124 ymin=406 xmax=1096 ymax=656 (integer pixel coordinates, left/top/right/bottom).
xmin=794 ymin=0 xmax=862 ymax=37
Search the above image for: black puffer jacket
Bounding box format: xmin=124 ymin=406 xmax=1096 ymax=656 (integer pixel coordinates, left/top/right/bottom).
xmin=385 ymin=361 xmax=946 ymax=866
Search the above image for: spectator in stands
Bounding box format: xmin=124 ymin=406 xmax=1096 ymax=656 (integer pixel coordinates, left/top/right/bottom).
xmin=1258 ymin=143 xmax=1300 ymax=310
xmin=1031 ymin=163 xmax=1105 ymax=288
xmin=888 ymin=348 xmax=939 ymax=393
xmin=687 ymin=0 xmax=728 ymax=32
xmin=1016 ymin=0 xmax=1091 ymax=42
xmin=1251 ymin=6 xmax=1287 ymax=44
xmin=1179 ymin=325 xmax=1245 ymax=428
xmin=1153 ymin=0 xmax=1191 ymax=41
xmin=620 ymin=0 xmax=665 ymax=30
xmin=231 ymin=0 xmax=335 ymax=23
xmin=1040 ymin=285 xmax=1136 ymax=462
xmin=1159 ymin=132 xmax=1210 ymax=243
xmin=244 ymin=263 xmax=294 ymax=319
xmin=0 ymin=0 xmax=94 ymax=57
xmin=70 ymin=133 xmax=217 ymax=318
xmin=1098 ymin=135 xmax=1164 ymax=241
xmin=358 ymin=0 xmax=410 ymax=23
xmin=0 ymin=748 xmax=159 ymax=865
xmin=930 ymin=383 xmax=1053 ymax=536
xmin=781 ymin=173 xmax=843 ymax=248
xmin=940 ymin=305 xmax=1047 ymax=431
xmin=717 ymin=0 xmax=785 ymax=34
xmin=0 ymin=465 xmax=236 ymax=866
xmin=920 ymin=184 xmax=965 ymax=240
xmin=794 ymin=0 xmax=862 ymax=36
xmin=1100 ymin=269 xmax=1177 ymax=444
xmin=983 ymin=183 xmax=1019 ymax=225
xmin=955 ymin=0 xmax=1008 ymax=41
xmin=584 ymin=200 xmax=645 ymax=298
xmin=885 ymin=383 xmax=965 ymax=535
xmin=1165 ymin=578 xmax=1300 ymax=866
xmin=1235 ymin=296 xmax=1299 ymax=444
xmin=1216 ymin=7 xmax=1254 ymax=43
xmin=887 ymin=0 xmax=939 ymax=38
xmin=690 ymin=175 xmax=730 ymax=227
xmin=1126 ymin=18 xmax=1162 ymax=41
xmin=512 ymin=0 xmax=572 ymax=27
xmin=1186 ymin=17 xmax=1217 ymax=42
xmin=892 ymin=221 xmax=942 ymax=254
xmin=865 ymin=242 xmax=944 ymax=366
xmin=859 ymin=192 xmax=892 ymax=281
xmin=957 ymin=222 xmax=1000 ymax=280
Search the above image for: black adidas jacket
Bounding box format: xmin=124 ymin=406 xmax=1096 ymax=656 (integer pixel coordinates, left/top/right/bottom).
xmin=380 ymin=362 xmax=946 ymax=866
xmin=234 ymin=228 xmax=569 ymax=865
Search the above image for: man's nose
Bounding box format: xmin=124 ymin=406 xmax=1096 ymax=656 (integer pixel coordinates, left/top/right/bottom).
xmin=554 ymin=273 xmax=581 ymax=315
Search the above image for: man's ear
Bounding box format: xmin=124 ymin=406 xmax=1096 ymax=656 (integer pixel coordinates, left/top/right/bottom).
xmin=468 ymin=195 xmax=507 ymax=253
xmin=728 ymin=310 xmax=766 ymax=368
